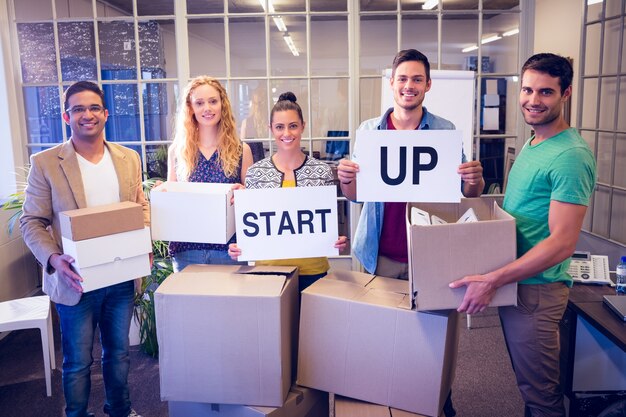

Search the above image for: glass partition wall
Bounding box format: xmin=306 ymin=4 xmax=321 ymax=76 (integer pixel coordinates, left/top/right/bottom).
xmin=8 ymin=0 xmax=530 ymax=266
xmin=578 ymin=0 xmax=626 ymax=245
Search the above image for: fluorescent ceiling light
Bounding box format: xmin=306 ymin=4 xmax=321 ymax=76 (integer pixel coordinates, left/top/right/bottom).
xmin=258 ymin=0 xmax=275 ymax=13
xmin=273 ymin=16 xmax=287 ymax=32
xmin=422 ymin=0 xmax=438 ymax=10
xmin=283 ymin=34 xmax=299 ymax=57
xmin=462 ymin=45 xmax=479 ymax=53
xmin=481 ymin=35 xmax=502 ymax=44
xmin=502 ymin=28 xmax=519 ymax=37
xmin=587 ymin=0 xmax=603 ymax=5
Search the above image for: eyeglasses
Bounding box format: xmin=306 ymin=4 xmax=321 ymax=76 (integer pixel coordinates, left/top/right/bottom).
xmin=66 ymin=105 xmax=105 ymax=115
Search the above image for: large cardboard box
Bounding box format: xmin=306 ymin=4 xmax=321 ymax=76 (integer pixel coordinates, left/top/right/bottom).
xmin=297 ymin=271 xmax=459 ymax=417
xmin=150 ymin=181 xmax=235 ymax=244
xmin=168 ymin=385 xmax=327 ymax=417
xmin=155 ymin=265 xmax=299 ymax=407
xmin=60 ymin=201 xmax=145 ymax=241
xmin=335 ymin=395 xmax=439 ymax=417
xmin=407 ymin=197 xmax=518 ymax=311
xmin=61 ymin=227 xmax=152 ymax=292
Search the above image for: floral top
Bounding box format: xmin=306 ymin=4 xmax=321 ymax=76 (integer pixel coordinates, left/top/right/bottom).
xmin=169 ymin=151 xmax=242 ymax=256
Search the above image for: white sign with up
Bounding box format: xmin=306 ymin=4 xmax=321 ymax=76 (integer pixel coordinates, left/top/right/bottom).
xmin=355 ymin=129 xmax=463 ymax=203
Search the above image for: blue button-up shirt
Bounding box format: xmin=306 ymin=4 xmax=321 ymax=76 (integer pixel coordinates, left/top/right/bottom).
xmin=352 ymin=106 xmax=464 ymax=274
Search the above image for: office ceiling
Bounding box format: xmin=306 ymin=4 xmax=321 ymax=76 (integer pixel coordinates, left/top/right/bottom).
xmin=103 ymin=0 xmax=520 ymax=16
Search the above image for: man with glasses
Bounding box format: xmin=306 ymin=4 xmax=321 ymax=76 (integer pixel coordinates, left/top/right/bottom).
xmin=450 ymin=53 xmax=596 ymax=416
xmin=20 ymin=81 xmax=148 ymax=417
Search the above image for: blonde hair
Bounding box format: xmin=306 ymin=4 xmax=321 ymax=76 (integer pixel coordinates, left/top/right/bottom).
xmin=172 ymin=76 xmax=242 ymax=181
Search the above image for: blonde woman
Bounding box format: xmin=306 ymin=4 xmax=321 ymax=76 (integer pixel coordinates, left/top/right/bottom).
xmin=168 ymin=76 xmax=253 ymax=271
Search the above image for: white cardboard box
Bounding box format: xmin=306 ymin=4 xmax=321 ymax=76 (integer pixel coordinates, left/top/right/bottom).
xmin=61 ymin=227 xmax=152 ymax=292
xmin=155 ymin=265 xmax=299 ymax=407
xmin=407 ymin=197 xmax=518 ymax=311
xmin=150 ymin=181 xmax=235 ymax=244
xmin=168 ymin=385 xmax=327 ymax=417
xmin=297 ymin=271 xmax=459 ymax=417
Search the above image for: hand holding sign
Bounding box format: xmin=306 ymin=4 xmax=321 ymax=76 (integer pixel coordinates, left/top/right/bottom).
xmin=355 ymin=130 xmax=463 ymax=203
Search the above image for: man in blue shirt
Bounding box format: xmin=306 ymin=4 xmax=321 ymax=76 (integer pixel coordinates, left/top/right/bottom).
xmin=338 ymin=49 xmax=484 ymax=278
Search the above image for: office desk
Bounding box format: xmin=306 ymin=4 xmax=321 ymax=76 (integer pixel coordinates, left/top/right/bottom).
xmin=560 ymin=284 xmax=626 ymax=416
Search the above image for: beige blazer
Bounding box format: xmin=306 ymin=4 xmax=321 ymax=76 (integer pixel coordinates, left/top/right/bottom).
xmin=20 ymin=140 xmax=150 ymax=306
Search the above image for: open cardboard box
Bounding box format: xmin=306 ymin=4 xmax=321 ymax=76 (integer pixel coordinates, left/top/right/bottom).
xmin=155 ymin=265 xmax=299 ymax=407
xmin=168 ymin=385 xmax=327 ymax=417
xmin=407 ymin=197 xmax=518 ymax=311
xmin=150 ymin=181 xmax=235 ymax=244
xmin=297 ymin=270 xmax=459 ymax=417
xmin=61 ymin=226 xmax=152 ymax=292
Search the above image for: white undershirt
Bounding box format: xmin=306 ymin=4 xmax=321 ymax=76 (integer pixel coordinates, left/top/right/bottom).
xmin=76 ymin=147 xmax=120 ymax=207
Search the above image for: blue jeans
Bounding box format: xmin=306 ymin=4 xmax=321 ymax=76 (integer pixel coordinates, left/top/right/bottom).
xmin=56 ymin=280 xmax=134 ymax=417
xmin=172 ymin=249 xmax=245 ymax=273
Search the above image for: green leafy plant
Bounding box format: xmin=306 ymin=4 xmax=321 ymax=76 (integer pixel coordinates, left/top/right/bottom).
xmin=1 ymin=166 xmax=29 ymax=236
xmin=134 ymin=238 xmax=172 ymax=357
xmin=133 ymin=176 xmax=172 ymax=357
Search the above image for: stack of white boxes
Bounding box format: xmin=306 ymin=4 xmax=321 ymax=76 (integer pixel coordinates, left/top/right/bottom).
xmin=60 ymin=201 xmax=151 ymax=292
xmin=297 ymin=196 xmax=518 ymax=416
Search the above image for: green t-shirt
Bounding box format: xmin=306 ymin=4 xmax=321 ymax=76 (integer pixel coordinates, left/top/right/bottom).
xmin=503 ymin=127 xmax=596 ymax=286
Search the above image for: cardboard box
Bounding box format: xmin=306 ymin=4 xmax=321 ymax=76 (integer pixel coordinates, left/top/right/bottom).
xmin=150 ymin=181 xmax=235 ymax=244
xmin=297 ymin=271 xmax=459 ymax=417
xmin=60 ymin=201 xmax=144 ymax=241
xmin=62 ymin=227 xmax=152 ymax=292
xmin=335 ymin=395 xmax=438 ymax=417
xmin=407 ymin=197 xmax=518 ymax=311
xmin=168 ymin=385 xmax=327 ymax=417
xmin=155 ymin=265 xmax=299 ymax=407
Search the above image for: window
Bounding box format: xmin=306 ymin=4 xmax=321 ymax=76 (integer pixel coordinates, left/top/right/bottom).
xmin=579 ymin=0 xmax=626 ymax=244
xmin=9 ymin=0 xmax=531 ymax=266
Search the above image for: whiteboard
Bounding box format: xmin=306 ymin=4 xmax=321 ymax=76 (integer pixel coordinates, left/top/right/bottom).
xmin=381 ymin=69 xmax=475 ymax=160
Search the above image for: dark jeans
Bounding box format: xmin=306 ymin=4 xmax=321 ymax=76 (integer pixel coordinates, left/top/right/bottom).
xmin=172 ymin=249 xmax=245 ymax=273
xmin=56 ymin=280 xmax=134 ymax=417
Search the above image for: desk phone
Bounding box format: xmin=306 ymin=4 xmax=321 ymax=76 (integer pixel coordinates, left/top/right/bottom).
xmin=568 ymin=251 xmax=611 ymax=285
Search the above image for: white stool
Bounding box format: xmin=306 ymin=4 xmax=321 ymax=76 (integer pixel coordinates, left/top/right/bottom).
xmin=0 ymin=295 xmax=56 ymax=396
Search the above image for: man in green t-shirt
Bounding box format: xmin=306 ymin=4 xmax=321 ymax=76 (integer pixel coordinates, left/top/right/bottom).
xmin=450 ymin=53 xmax=596 ymax=416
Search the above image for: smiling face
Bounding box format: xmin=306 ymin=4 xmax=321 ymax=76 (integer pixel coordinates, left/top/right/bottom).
xmin=519 ymin=69 xmax=571 ymax=129
xmin=189 ymin=83 xmax=222 ymax=129
xmin=270 ymin=109 xmax=304 ymax=152
xmin=62 ymin=90 xmax=108 ymax=143
xmin=391 ymin=60 xmax=432 ymax=112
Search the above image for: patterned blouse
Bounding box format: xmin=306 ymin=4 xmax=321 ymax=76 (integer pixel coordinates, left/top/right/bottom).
xmin=168 ymin=151 xmax=242 ymax=256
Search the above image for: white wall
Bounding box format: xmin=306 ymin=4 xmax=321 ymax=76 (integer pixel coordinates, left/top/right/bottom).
xmin=534 ymin=0 xmax=583 ymax=127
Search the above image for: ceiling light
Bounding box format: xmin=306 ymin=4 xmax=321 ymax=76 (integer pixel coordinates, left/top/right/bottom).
xmin=258 ymin=0 xmax=275 ymax=13
xmin=462 ymin=45 xmax=479 ymax=53
xmin=273 ymin=16 xmax=287 ymax=32
xmin=502 ymin=28 xmax=519 ymax=37
xmin=283 ymin=34 xmax=299 ymax=57
xmin=422 ymin=0 xmax=438 ymax=10
xmin=481 ymin=35 xmax=502 ymax=44
xmin=587 ymin=0 xmax=603 ymax=5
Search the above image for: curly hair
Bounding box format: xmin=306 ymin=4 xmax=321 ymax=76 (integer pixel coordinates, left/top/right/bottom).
xmin=171 ymin=76 xmax=242 ymax=181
